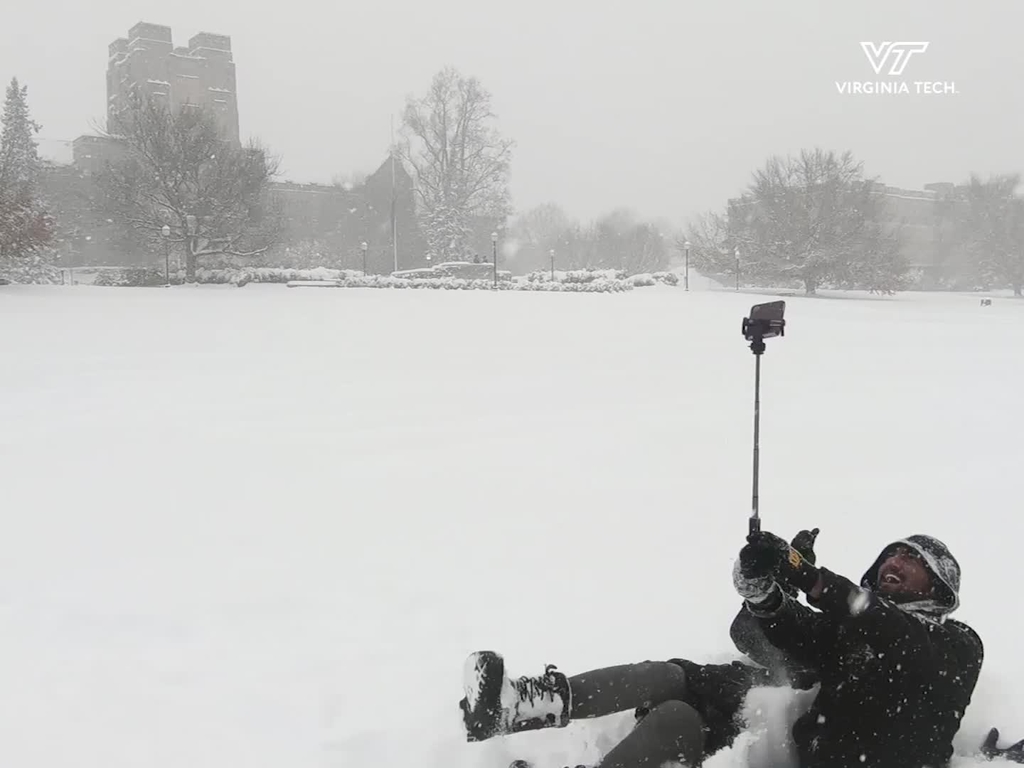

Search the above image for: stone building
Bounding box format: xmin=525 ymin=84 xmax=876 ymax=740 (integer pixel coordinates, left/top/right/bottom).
xmin=37 ymin=21 xmax=427 ymax=271
xmin=38 ymin=149 xmax=426 ymax=271
xmin=106 ymin=22 xmax=239 ymax=144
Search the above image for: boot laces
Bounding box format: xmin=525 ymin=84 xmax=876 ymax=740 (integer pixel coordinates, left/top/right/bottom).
xmin=513 ymin=664 xmax=561 ymax=708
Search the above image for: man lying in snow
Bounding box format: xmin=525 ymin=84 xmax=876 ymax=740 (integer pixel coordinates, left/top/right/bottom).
xmin=459 ymin=530 xmax=1015 ymax=768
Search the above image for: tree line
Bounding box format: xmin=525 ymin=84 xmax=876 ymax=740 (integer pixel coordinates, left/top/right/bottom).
xmin=0 ymin=68 xmax=672 ymax=279
xmin=683 ymin=148 xmax=1024 ymax=296
xmin=4 ymin=70 xmax=1024 ymax=291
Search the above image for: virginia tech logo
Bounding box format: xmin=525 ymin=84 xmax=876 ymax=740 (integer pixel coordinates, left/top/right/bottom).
xmin=860 ymin=42 xmax=929 ymax=75
xmin=836 ymin=41 xmax=954 ymax=96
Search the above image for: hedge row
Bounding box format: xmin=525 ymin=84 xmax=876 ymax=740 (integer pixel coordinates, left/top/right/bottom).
xmin=525 ymin=269 xmax=679 ymax=287
xmin=290 ymin=275 xmax=635 ymax=292
xmin=88 ymin=267 xmax=685 ymax=293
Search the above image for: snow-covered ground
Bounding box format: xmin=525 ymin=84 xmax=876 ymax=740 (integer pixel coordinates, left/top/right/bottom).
xmin=0 ymin=283 xmax=1021 ymax=768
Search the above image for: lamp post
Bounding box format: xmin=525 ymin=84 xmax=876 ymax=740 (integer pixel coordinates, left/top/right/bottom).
xmin=734 ymin=246 xmax=740 ymax=291
xmin=549 ymin=248 xmax=555 ymax=281
xmin=185 ymin=214 xmax=197 ymax=283
xmin=162 ymin=225 xmax=171 ymax=286
xmin=66 ymin=238 xmax=74 ymax=286
xmin=72 ymin=235 xmax=91 ymax=285
xmin=361 ymin=241 xmax=368 ymax=276
xmin=683 ymin=240 xmax=691 ymax=291
xmin=491 ymin=231 xmax=498 ymax=289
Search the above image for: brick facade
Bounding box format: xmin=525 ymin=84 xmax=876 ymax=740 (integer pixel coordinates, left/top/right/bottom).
xmin=107 ymin=22 xmax=239 ymax=144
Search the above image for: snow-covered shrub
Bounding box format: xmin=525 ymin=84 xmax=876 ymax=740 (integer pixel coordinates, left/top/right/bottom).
xmin=392 ymin=267 xmax=442 ymax=279
xmin=509 ymin=278 xmax=633 ymax=293
xmin=0 ymin=252 xmax=63 ymax=284
xmin=626 ymin=272 xmax=678 ymax=287
xmin=314 ymin=275 xmax=635 ymax=292
xmin=86 ymin=266 xmax=637 ymax=293
xmin=525 ymin=271 xmax=556 ymax=283
xmin=525 ymin=268 xmax=624 ymax=284
xmin=562 ymin=268 xmax=626 ymax=284
xmin=194 ymin=267 xmax=357 ymax=285
xmin=525 ymin=268 xmax=671 ymax=288
xmin=93 ymin=267 xmax=171 ymax=287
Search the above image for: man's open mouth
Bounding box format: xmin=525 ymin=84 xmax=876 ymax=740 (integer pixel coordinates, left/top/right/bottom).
xmin=882 ymin=572 xmax=902 ymax=585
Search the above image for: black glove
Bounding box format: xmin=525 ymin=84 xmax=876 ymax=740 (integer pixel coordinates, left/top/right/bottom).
xmin=791 ymin=527 xmax=820 ymax=565
xmin=776 ymin=527 xmax=821 ymax=596
xmin=739 ymin=531 xmax=790 ymax=580
xmin=741 ymin=530 xmax=820 ymax=594
xmin=982 ymin=728 xmax=1024 ymax=763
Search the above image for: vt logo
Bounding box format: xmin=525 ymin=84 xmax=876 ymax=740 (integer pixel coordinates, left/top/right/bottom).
xmin=860 ymin=42 xmax=929 ymax=76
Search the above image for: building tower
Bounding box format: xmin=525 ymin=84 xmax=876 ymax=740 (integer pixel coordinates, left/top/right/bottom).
xmin=105 ymin=22 xmax=239 ymax=144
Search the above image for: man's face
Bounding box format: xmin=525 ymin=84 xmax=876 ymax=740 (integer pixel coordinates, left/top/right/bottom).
xmin=876 ymin=546 xmax=934 ymax=600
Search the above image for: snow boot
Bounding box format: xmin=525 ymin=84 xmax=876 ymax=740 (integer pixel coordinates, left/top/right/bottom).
xmin=460 ymin=650 xmax=571 ymax=742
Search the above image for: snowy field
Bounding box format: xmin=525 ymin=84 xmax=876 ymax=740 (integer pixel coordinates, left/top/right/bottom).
xmin=0 ymin=283 xmax=1021 ymax=768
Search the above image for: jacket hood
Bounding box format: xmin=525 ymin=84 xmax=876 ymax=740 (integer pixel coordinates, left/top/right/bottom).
xmin=860 ymin=534 xmax=961 ymax=618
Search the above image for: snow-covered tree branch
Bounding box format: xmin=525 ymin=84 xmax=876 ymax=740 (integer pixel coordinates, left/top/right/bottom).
xmin=544 ymin=209 xmax=668 ymax=275
xmin=947 ymin=174 xmax=1024 ymax=295
xmin=96 ymin=90 xmax=283 ymax=280
xmin=400 ymin=68 xmax=513 ymax=263
xmin=693 ymin=149 xmax=908 ymax=295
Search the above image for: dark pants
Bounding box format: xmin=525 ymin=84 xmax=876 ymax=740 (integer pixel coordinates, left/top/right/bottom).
xmin=567 ymin=660 xmax=769 ymax=767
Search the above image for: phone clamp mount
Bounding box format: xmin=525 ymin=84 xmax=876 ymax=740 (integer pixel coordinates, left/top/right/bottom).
xmin=742 ymin=303 xmax=786 ymax=356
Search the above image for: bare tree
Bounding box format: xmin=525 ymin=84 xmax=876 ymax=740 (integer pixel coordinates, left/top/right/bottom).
xmin=400 ymin=67 xmax=513 ymax=262
xmin=98 ymin=91 xmax=282 ymax=280
xmin=949 ymin=174 xmax=1024 ymax=295
xmin=592 ymin=209 xmax=668 ymax=275
xmin=621 ymin=223 xmax=667 ymax=274
xmin=721 ymin=149 xmax=906 ymax=295
xmin=549 ymin=221 xmax=597 ymax=270
xmin=508 ymin=203 xmax=571 ymax=272
xmin=680 ymin=210 xmax=731 ymax=284
xmin=546 ymin=210 xmax=669 ymax=275
xmin=514 ymin=203 xmax=570 ymax=247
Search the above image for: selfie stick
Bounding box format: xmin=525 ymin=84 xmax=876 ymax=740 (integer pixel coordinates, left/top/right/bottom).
xmin=741 ymin=302 xmax=786 ymax=536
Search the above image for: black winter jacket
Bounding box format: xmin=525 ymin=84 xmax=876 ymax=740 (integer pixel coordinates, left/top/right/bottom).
xmin=746 ymin=553 xmax=983 ymax=768
xmin=730 ymin=605 xmax=819 ymax=688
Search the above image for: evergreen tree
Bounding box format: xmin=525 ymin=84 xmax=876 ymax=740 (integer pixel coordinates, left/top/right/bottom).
xmin=0 ymin=77 xmax=42 ymax=188
xmin=0 ymin=77 xmax=52 ymax=259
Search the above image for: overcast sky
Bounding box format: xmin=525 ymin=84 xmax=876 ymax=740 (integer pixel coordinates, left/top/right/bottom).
xmin=3 ymin=0 xmax=1022 ymax=227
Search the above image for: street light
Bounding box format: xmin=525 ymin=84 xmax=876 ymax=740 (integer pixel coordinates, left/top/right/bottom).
xmin=549 ymin=248 xmax=555 ymax=281
xmin=161 ymin=224 xmax=171 ymax=286
xmin=361 ymin=241 xmax=368 ymax=276
xmin=683 ymin=240 xmax=691 ymax=291
xmin=734 ymin=246 xmax=740 ymax=291
xmin=185 ymin=215 xmax=197 ymax=283
xmin=491 ymin=231 xmax=498 ymax=289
